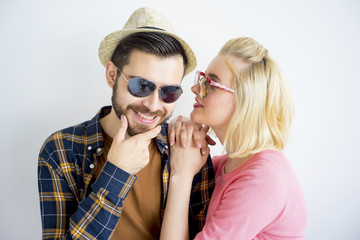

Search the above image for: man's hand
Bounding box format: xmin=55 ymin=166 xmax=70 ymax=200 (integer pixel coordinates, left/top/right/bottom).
xmin=107 ymin=115 xmax=161 ymax=175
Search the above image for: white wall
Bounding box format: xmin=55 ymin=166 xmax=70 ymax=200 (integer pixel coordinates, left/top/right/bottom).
xmin=1 ymin=0 xmax=359 ymax=239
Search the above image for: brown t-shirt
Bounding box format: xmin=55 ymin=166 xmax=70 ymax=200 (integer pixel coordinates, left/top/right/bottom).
xmin=95 ymin=129 xmax=162 ymax=239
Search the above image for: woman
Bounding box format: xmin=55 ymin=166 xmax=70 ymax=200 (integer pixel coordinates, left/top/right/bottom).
xmin=160 ymin=37 xmax=307 ymax=239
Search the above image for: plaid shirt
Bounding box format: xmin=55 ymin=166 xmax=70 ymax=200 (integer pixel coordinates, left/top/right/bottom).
xmin=38 ymin=106 xmax=215 ymax=240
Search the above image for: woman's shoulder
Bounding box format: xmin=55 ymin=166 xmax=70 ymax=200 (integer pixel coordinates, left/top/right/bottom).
xmin=245 ymin=150 xmax=299 ymax=190
xmin=250 ymin=150 xmax=288 ymax=169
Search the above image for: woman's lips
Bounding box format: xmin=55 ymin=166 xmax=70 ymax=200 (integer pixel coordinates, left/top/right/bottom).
xmin=193 ymin=98 xmax=203 ymax=108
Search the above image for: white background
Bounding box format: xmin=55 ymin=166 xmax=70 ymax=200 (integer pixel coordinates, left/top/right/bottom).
xmin=1 ymin=0 xmax=359 ymax=239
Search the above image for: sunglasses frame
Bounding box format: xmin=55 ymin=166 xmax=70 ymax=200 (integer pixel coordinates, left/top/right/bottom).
xmin=195 ymin=71 xmax=234 ymax=98
xmin=117 ymin=68 xmax=183 ymax=103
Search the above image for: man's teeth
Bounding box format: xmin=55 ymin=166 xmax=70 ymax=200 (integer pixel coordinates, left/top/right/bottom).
xmin=136 ymin=112 xmax=155 ymax=120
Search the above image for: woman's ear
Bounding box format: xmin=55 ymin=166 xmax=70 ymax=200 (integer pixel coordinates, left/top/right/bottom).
xmin=105 ymin=61 xmax=118 ymax=88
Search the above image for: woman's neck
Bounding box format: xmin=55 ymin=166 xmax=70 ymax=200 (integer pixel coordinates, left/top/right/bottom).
xmin=212 ymin=127 xmax=226 ymax=146
xmin=212 ymin=126 xmax=253 ymax=173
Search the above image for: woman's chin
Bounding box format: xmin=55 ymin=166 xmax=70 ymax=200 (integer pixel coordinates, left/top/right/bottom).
xmin=190 ymin=111 xmax=204 ymax=125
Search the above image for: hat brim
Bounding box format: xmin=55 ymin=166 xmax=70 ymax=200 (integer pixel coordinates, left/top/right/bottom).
xmin=98 ymin=28 xmax=196 ymax=76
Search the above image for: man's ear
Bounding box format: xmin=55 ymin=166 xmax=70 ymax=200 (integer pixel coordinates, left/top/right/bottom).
xmin=105 ymin=61 xmax=118 ymax=88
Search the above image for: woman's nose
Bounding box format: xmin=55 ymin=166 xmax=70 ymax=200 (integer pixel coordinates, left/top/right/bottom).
xmin=191 ymin=84 xmax=200 ymax=95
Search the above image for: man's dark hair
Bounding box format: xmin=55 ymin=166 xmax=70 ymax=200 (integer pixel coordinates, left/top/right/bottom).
xmin=111 ymin=32 xmax=188 ymax=75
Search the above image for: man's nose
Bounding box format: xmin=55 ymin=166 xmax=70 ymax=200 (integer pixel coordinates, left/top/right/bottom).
xmin=141 ymin=90 xmax=162 ymax=112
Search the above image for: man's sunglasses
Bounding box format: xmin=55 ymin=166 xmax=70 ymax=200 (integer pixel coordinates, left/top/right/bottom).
xmin=194 ymin=71 xmax=234 ymax=98
xmin=118 ymin=68 xmax=183 ymax=103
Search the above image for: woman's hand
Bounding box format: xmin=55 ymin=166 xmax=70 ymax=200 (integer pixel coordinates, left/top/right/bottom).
xmin=168 ymin=116 xmax=216 ymax=154
xmin=169 ymin=117 xmax=209 ymax=178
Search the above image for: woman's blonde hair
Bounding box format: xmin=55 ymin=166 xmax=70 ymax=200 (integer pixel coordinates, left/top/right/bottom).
xmin=219 ymin=37 xmax=294 ymax=158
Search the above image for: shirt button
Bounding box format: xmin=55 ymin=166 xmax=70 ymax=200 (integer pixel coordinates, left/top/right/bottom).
xmin=165 ymin=145 xmax=168 ymax=149
xmin=89 ymin=164 xmax=94 ymax=169
xmin=96 ymin=147 xmax=102 ymax=154
xmin=88 ymin=146 xmax=92 ymax=151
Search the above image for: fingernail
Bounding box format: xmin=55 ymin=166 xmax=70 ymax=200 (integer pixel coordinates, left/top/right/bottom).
xmin=197 ymin=143 xmax=201 ymax=148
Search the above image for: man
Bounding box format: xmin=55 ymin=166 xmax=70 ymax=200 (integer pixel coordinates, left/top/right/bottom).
xmin=38 ymin=8 xmax=214 ymax=240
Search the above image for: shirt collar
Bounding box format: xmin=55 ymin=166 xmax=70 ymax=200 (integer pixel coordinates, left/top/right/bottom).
xmin=156 ymin=123 xmax=169 ymax=156
xmin=85 ymin=106 xmax=111 ymax=154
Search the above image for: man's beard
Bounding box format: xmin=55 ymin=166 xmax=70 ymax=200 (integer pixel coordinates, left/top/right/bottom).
xmin=112 ymin=80 xmax=172 ymax=136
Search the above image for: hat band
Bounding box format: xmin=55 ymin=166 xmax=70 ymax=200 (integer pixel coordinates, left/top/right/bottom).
xmin=137 ymin=26 xmax=166 ymax=31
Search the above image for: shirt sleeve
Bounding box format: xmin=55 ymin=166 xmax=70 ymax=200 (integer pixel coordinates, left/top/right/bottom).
xmin=38 ymin=145 xmax=136 ymax=239
xmin=194 ymin=159 xmax=289 ymax=240
xmin=188 ymin=154 xmax=215 ymax=239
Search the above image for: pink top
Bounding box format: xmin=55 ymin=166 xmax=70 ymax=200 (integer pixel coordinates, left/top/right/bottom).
xmin=194 ymin=150 xmax=307 ymax=240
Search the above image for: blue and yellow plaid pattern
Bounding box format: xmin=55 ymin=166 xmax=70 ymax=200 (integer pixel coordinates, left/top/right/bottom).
xmin=38 ymin=106 xmax=215 ymax=239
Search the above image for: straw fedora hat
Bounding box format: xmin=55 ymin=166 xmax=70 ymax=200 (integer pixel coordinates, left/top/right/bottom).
xmin=98 ymin=7 xmax=197 ymax=76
